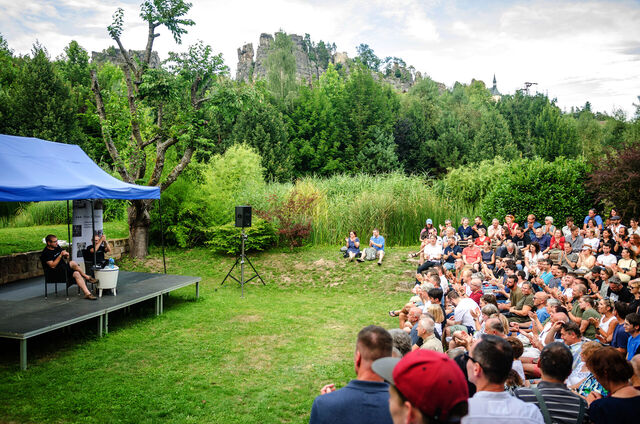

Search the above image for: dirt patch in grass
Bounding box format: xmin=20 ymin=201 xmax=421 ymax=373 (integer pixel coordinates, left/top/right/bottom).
xmin=312 ymin=259 xmax=337 ymax=268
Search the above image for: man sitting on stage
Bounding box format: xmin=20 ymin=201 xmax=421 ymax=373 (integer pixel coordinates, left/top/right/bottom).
xmin=41 ymin=234 xmax=97 ymax=300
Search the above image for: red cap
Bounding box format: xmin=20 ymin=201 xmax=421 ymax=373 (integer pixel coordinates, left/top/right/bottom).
xmin=372 ymin=350 xmax=468 ymax=420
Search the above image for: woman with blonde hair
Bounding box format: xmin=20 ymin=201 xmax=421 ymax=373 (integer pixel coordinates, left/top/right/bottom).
xmin=591 ymin=298 xmax=616 ymax=344
xmin=426 ymin=303 xmax=444 ymax=335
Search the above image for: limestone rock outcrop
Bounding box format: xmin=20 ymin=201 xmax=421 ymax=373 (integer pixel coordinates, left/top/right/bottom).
xmin=91 ymin=48 xmax=161 ymax=69
xmin=235 ymin=32 xmax=428 ymax=92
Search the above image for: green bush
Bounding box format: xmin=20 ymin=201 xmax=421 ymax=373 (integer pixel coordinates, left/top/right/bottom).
xmin=480 ymin=157 xmax=592 ymax=223
xmin=434 ymin=157 xmax=509 ymax=207
xmin=206 ymin=217 xmax=277 ymax=254
xmin=150 ymin=164 xmax=213 ymax=248
xmin=150 ymin=144 xmax=266 ymax=248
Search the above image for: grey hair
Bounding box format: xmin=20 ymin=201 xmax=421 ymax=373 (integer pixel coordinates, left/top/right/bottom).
xmin=545 ymin=216 xmax=554 ymax=223
xmin=418 ymin=316 xmax=435 ymax=334
xmin=388 ymin=328 xmax=412 ymax=357
xmin=547 ymin=298 xmax=561 ymax=307
xmin=481 ymin=304 xmax=499 ymax=316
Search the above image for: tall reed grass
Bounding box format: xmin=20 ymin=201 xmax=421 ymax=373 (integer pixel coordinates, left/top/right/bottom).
xmin=237 ymin=172 xmax=476 ymax=247
xmin=1 ymin=200 xmax=128 ymax=228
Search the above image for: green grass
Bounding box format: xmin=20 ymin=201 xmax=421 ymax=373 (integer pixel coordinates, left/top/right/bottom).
xmin=0 ymin=221 xmax=129 ymax=256
xmin=0 ymin=246 xmax=417 ymax=423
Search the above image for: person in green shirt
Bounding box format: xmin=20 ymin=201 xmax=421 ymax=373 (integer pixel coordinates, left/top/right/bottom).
xmin=567 ymin=284 xmax=587 ymax=324
xmin=579 ymin=295 xmax=601 ymax=339
xmin=509 ymin=281 xmax=535 ymax=323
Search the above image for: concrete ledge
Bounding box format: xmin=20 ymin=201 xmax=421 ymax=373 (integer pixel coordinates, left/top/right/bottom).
xmin=0 ymin=238 xmax=129 ymax=285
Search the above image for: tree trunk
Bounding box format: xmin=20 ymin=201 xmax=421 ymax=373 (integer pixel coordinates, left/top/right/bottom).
xmin=128 ymin=199 xmax=151 ymax=259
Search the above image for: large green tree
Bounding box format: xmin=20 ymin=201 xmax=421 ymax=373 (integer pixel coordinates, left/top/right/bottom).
xmin=90 ymin=0 xmax=227 ymax=258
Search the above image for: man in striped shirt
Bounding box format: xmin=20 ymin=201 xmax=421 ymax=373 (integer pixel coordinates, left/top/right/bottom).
xmin=516 ymin=342 xmax=589 ymax=424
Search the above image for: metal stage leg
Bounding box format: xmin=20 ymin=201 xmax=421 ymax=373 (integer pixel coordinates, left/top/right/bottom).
xmin=105 ymin=312 xmax=109 ymax=335
xmin=98 ymin=315 xmax=103 ymax=338
xmin=20 ymin=339 xmax=27 ymax=371
xmin=155 ymin=296 xmax=160 ymax=316
xmin=160 ymin=294 xmax=164 ymax=314
xmin=195 ymin=281 xmax=199 ymax=299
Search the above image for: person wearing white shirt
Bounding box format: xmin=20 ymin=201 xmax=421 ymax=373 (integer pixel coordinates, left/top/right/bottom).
xmin=596 ymin=244 xmax=617 ymax=268
xmin=463 ymin=335 xmax=544 ymax=424
xmin=446 ymin=290 xmax=479 ymax=330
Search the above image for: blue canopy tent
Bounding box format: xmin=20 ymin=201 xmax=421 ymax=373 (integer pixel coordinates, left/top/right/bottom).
xmin=0 ymin=134 xmax=165 ymax=273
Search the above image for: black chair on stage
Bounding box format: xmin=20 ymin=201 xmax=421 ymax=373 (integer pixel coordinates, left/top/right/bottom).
xmin=40 ymin=256 xmax=70 ymax=299
xmin=82 ymin=248 xmax=96 ymax=278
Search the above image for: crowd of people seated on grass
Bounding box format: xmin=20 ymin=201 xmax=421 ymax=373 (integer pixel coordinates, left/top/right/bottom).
xmin=314 ymin=210 xmax=640 ymax=424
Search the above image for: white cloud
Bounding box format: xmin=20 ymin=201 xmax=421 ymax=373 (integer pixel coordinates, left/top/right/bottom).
xmin=0 ymin=0 xmax=638 ymax=116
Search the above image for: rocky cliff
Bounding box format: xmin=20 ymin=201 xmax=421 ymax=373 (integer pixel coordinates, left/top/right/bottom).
xmin=91 ymin=48 xmax=161 ymax=69
xmin=235 ymin=32 xmax=424 ymax=92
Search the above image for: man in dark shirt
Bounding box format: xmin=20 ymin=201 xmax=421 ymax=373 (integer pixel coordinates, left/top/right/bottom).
xmin=516 ymin=343 xmax=588 ymax=424
xmin=309 ymin=325 xmax=393 ymax=424
xmin=511 ymin=227 xmax=531 ymax=250
xmin=87 ymin=233 xmax=111 ymax=268
xmin=41 ymin=234 xmax=97 ymax=300
xmin=472 ymin=216 xmax=488 ymax=239
xmin=607 ymin=276 xmax=634 ymax=303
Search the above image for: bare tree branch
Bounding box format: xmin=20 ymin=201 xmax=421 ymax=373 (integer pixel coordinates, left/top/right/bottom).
xmin=147 ymin=137 xmax=178 ymax=186
xmin=160 ymin=147 xmax=195 ymax=192
xmin=143 ymin=21 xmax=161 ymax=67
xmin=90 ymin=69 xmax=132 ymax=183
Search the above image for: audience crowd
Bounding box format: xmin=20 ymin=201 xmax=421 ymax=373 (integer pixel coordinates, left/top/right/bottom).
xmin=314 ymin=210 xmax=640 ymax=424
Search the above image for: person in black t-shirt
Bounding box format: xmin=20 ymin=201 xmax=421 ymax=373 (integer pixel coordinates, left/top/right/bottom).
xmin=87 ymin=233 xmax=111 ymax=268
xmin=41 ymin=234 xmax=97 ymax=300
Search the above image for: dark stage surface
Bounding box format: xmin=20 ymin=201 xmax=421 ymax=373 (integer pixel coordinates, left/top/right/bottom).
xmin=0 ymin=271 xmax=200 ymax=370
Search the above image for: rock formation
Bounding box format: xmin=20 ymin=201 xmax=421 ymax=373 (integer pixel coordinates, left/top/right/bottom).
xmin=91 ymin=48 xmax=161 ymax=69
xmin=235 ymin=32 xmax=427 ymax=92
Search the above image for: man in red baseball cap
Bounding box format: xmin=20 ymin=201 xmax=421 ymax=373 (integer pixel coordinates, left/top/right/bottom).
xmin=372 ymin=349 xmax=469 ymax=424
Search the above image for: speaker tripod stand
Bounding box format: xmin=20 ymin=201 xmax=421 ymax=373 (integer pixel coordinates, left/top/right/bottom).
xmin=221 ymin=228 xmax=265 ymax=297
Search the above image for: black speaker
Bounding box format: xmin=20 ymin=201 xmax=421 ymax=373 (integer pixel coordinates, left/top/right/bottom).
xmin=235 ymin=206 xmax=252 ymax=228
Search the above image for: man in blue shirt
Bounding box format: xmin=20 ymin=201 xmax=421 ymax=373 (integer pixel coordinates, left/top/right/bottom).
xmin=309 ymin=326 xmax=393 ymax=424
xmin=530 ymin=228 xmax=551 ymax=255
xmin=370 ymin=228 xmax=385 ymax=265
xmin=611 ymin=301 xmax=630 ymax=355
xmin=625 ymin=313 xmax=640 ymax=360
xmin=583 ymin=208 xmax=603 ymax=231
xmin=358 ymin=229 xmax=385 ymax=265
xmin=523 ymin=214 xmax=542 ymax=238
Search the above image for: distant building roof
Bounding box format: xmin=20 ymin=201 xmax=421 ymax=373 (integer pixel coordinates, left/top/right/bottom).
xmin=490 ymin=74 xmax=501 ymax=97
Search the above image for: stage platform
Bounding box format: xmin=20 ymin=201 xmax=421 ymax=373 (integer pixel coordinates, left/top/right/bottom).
xmin=0 ymin=271 xmax=200 ymax=370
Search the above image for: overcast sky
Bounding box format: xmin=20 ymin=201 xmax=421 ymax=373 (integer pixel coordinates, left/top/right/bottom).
xmin=1 ymin=0 xmax=639 ymax=117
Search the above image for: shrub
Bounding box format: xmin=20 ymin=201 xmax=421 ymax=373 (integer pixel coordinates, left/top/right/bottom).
xmin=257 ymin=188 xmax=319 ymax=249
xmin=434 ymin=157 xmax=509 ymax=207
xmin=480 ymin=157 xmax=592 ymax=224
xmin=205 ymin=217 xmax=277 ymax=254
xmin=588 ymin=142 xmax=640 ymax=218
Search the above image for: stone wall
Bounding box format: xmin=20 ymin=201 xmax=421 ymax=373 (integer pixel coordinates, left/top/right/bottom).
xmin=0 ymin=238 xmax=129 ymax=285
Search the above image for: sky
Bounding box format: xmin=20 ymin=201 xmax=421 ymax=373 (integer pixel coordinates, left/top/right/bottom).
xmin=1 ymin=0 xmax=639 ymax=117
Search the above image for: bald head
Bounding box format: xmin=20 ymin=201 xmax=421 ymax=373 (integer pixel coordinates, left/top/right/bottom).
xmin=485 ymin=317 xmax=505 ymax=336
xmin=552 ymin=312 xmax=569 ymax=324
xmin=534 ymin=292 xmax=549 ymax=306
xmin=408 ymin=307 xmax=422 ymax=324
xmin=470 ymin=278 xmax=482 ymax=290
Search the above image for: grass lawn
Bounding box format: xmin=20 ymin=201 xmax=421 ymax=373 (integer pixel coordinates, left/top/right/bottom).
xmin=0 ymin=221 xmax=129 ymax=256
xmin=0 ymin=245 xmax=417 ymax=423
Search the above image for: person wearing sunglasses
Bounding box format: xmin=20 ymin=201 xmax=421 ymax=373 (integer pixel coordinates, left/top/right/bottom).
xmin=463 ymin=335 xmax=544 ymax=424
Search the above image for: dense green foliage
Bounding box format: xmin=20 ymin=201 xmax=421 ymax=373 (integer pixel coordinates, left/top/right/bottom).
xmin=1 ymin=28 xmax=638 ymax=249
xmin=206 ymin=217 xmax=277 ymax=254
xmin=480 ymin=157 xmax=592 ymax=223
